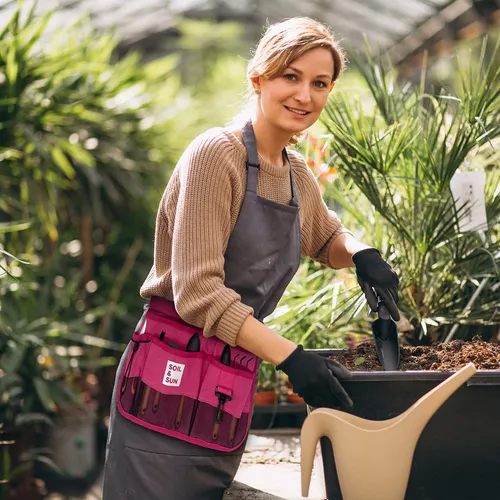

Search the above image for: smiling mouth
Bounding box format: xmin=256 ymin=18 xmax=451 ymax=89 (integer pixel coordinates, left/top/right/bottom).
xmin=284 ymin=106 xmax=311 ymax=116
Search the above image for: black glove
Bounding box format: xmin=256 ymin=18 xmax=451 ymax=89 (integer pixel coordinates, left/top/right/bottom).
xmin=352 ymin=248 xmax=400 ymax=321
xmin=277 ymin=345 xmax=353 ymax=409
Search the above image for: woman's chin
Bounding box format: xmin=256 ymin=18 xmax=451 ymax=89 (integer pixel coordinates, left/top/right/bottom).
xmin=276 ymin=120 xmax=310 ymax=135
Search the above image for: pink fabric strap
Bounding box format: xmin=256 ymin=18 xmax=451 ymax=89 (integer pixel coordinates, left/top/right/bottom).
xmin=216 ymin=370 xmax=234 ymax=399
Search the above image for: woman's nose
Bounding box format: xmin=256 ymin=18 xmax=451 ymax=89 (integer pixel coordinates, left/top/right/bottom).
xmin=294 ymin=84 xmax=312 ymax=104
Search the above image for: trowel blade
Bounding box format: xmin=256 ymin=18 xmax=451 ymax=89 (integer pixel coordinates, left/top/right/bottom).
xmin=372 ymin=317 xmax=400 ymax=371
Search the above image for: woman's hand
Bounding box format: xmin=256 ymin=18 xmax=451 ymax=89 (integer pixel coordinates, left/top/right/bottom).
xmin=352 ymin=248 xmax=400 ymax=321
xmin=277 ymin=346 xmax=353 ymax=409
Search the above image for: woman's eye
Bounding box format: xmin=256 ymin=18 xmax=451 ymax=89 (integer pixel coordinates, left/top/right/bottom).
xmin=314 ymin=81 xmax=328 ymax=88
xmin=283 ymin=74 xmax=297 ymax=81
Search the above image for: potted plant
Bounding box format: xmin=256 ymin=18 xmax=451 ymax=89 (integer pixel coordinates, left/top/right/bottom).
xmin=286 ymin=392 xmax=305 ymax=405
xmin=303 ymin=35 xmax=500 ymax=500
xmin=255 ymin=361 xmax=277 ymax=405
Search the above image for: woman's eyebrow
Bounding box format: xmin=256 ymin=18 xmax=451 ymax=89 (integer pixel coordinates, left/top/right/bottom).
xmin=287 ymin=65 xmax=332 ymax=80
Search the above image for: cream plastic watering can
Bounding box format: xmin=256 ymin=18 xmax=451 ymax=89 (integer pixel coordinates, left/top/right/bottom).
xmin=300 ymin=362 xmax=476 ymax=500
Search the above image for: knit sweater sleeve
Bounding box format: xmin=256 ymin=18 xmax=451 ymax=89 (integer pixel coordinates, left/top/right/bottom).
xmin=291 ymin=154 xmax=351 ymax=267
xmin=169 ymin=132 xmax=253 ymax=346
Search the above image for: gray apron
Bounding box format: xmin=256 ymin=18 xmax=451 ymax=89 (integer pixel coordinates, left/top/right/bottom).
xmin=102 ymin=122 xmax=301 ymax=500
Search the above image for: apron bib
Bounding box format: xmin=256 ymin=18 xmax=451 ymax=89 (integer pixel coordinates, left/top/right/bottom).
xmin=103 ymin=122 xmax=301 ymax=498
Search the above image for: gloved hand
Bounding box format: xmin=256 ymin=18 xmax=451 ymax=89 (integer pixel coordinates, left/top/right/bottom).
xmin=352 ymin=248 xmax=400 ymax=321
xmin=277 ymin=345 xmax=353 ymax=409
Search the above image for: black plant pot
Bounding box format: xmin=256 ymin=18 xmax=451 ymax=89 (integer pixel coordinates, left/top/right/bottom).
xmin=308 ymin=349 xmax=500 ymax=500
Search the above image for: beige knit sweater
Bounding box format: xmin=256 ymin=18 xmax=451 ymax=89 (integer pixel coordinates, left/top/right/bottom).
xmin=140 ymin=127 xmax=349 ymax=346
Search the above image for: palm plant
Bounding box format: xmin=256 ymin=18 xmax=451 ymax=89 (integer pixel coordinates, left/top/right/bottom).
xmin=317 ymin=37 xmax=500 ymax=344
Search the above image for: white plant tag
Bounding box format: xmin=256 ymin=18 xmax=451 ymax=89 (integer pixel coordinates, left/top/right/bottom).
xmin=450 ymin=171 xmax=488 ymax=233
xmin=163 ymin=360 xmax=185 ymax=386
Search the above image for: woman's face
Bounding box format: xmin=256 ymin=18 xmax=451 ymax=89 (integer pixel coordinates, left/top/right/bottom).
xmin=253 ymin=47 xmax=335 ymax=134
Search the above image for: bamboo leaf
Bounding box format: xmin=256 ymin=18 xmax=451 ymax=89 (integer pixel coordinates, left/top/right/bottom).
xmin=49 ymin=146 xmax=75 ymax=178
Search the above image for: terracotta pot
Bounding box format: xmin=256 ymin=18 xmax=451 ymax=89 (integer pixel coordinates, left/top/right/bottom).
xmin=254 ymin=391 xmax=276 ymax=405
xmin=287 ymin=393 xmax=305 ymax=404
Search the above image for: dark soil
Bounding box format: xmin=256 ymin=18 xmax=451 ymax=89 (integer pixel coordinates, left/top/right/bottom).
xmin=331 ymin=339 xmax=500 ymax=371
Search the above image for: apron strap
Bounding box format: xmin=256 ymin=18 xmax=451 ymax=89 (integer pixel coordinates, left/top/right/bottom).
xmin=241 ymin=121 xmax=298 ymax=207
xmin=241 ymin=122 xmax=260 ymax=168
xmin=241 ymin=122 xmax=260 ymax=194
xmin=284 ymin=149 xmax=298 ymax=207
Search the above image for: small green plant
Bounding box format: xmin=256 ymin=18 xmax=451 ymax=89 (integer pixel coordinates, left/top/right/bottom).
xmin=257 ymin=361 xmax=277 ymax=393
xmin=354 ymin=357 xmax=366 ymax=366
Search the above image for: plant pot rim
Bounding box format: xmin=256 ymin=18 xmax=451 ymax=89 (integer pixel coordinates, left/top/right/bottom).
xmin=307 ymin=348 xmax=500 ymax=385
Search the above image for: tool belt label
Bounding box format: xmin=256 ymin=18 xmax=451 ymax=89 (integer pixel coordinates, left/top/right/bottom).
xmin=163 ymin=360 xmax=185 ymax=386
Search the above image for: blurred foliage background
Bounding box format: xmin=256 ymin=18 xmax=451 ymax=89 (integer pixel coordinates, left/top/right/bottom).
xmin=0 ymin=2 xmax=498 ymax=497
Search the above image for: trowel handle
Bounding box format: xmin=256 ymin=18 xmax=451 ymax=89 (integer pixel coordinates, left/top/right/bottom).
xmin=359 ymin=277 xmax=378 ymax=313
xmin=378 ymin=302 xmax=391 ymax=321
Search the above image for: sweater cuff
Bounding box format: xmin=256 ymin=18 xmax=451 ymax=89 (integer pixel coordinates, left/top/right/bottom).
xmin=215 ymin=301 xmax=254 ymax=346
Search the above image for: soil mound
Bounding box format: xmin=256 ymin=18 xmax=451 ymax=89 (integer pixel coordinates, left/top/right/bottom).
xmin=332 ymin=339 xmax=500 ymax=371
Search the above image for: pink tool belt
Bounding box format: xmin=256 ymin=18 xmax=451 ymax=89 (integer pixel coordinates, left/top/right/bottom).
xmin=116 ymin=296 xmax=258 ymax=452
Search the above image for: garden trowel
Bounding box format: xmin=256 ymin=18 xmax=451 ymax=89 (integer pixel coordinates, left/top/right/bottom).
xmin=371 ymin=301 xmax=400 ymax=371
xmin=360 ymin=280 xmax=400 ymax=370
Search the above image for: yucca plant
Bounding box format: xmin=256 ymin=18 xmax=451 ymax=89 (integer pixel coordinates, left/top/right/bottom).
xmin=316 ymin=36 xmax=500 ymax=344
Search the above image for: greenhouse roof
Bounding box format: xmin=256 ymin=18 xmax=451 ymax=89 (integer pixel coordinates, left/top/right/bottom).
xmin=0 ymin=0 xmax=497 ymax=65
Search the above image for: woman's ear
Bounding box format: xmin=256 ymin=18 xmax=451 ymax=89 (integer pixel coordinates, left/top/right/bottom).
xmin=329 ymin=81 xmax=336 ymax=92
xmin=251 ymin=76 xmax=261 ymax=94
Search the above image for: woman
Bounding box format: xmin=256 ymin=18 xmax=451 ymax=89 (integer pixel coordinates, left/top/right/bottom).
xmin=103 ymin=16 xmax=399 ymax=500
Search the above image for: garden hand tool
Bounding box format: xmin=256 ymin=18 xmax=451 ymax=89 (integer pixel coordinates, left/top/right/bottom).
xmin=122 ymin=318 xmax=149 ymax=394
xmin=174 ymin=333 xmax=201 ymax=428
xmin=121 ymin=341 xmax=140 ymax=394
xmin=352 ymin=248 xmax=400 ymax=322
xmin=140 ymin=331 xmax=178 ymax=415
xmin=360 ymin=281 xmax=400 ymax=371
xmin=359 ymin=279 xmax=400 ymax=371
xmin=277 ymin=345 xmax=353 ymax=409
xmin=228 ymin=353 xmax=254 ymax=445
xmin=212 ymin=344 xmax=232 ymax=441
xmin=150 ymin=333 xmax=193 ymax=413
xmin=147 ymin=332 xmax=177 ymax=413
xmin=372 ymin=299 xmax=400 ymax=371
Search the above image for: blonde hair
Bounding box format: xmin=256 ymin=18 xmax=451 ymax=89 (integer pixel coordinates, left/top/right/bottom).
xmin=246 ymin=17 xmax=347 ymax=145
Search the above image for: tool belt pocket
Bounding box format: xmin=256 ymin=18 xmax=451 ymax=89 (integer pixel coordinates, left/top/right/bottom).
xmin=190 ymin=357 xmax=254 ymax=449
xmin=119 ymin=337 xmax=204 ymax=436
